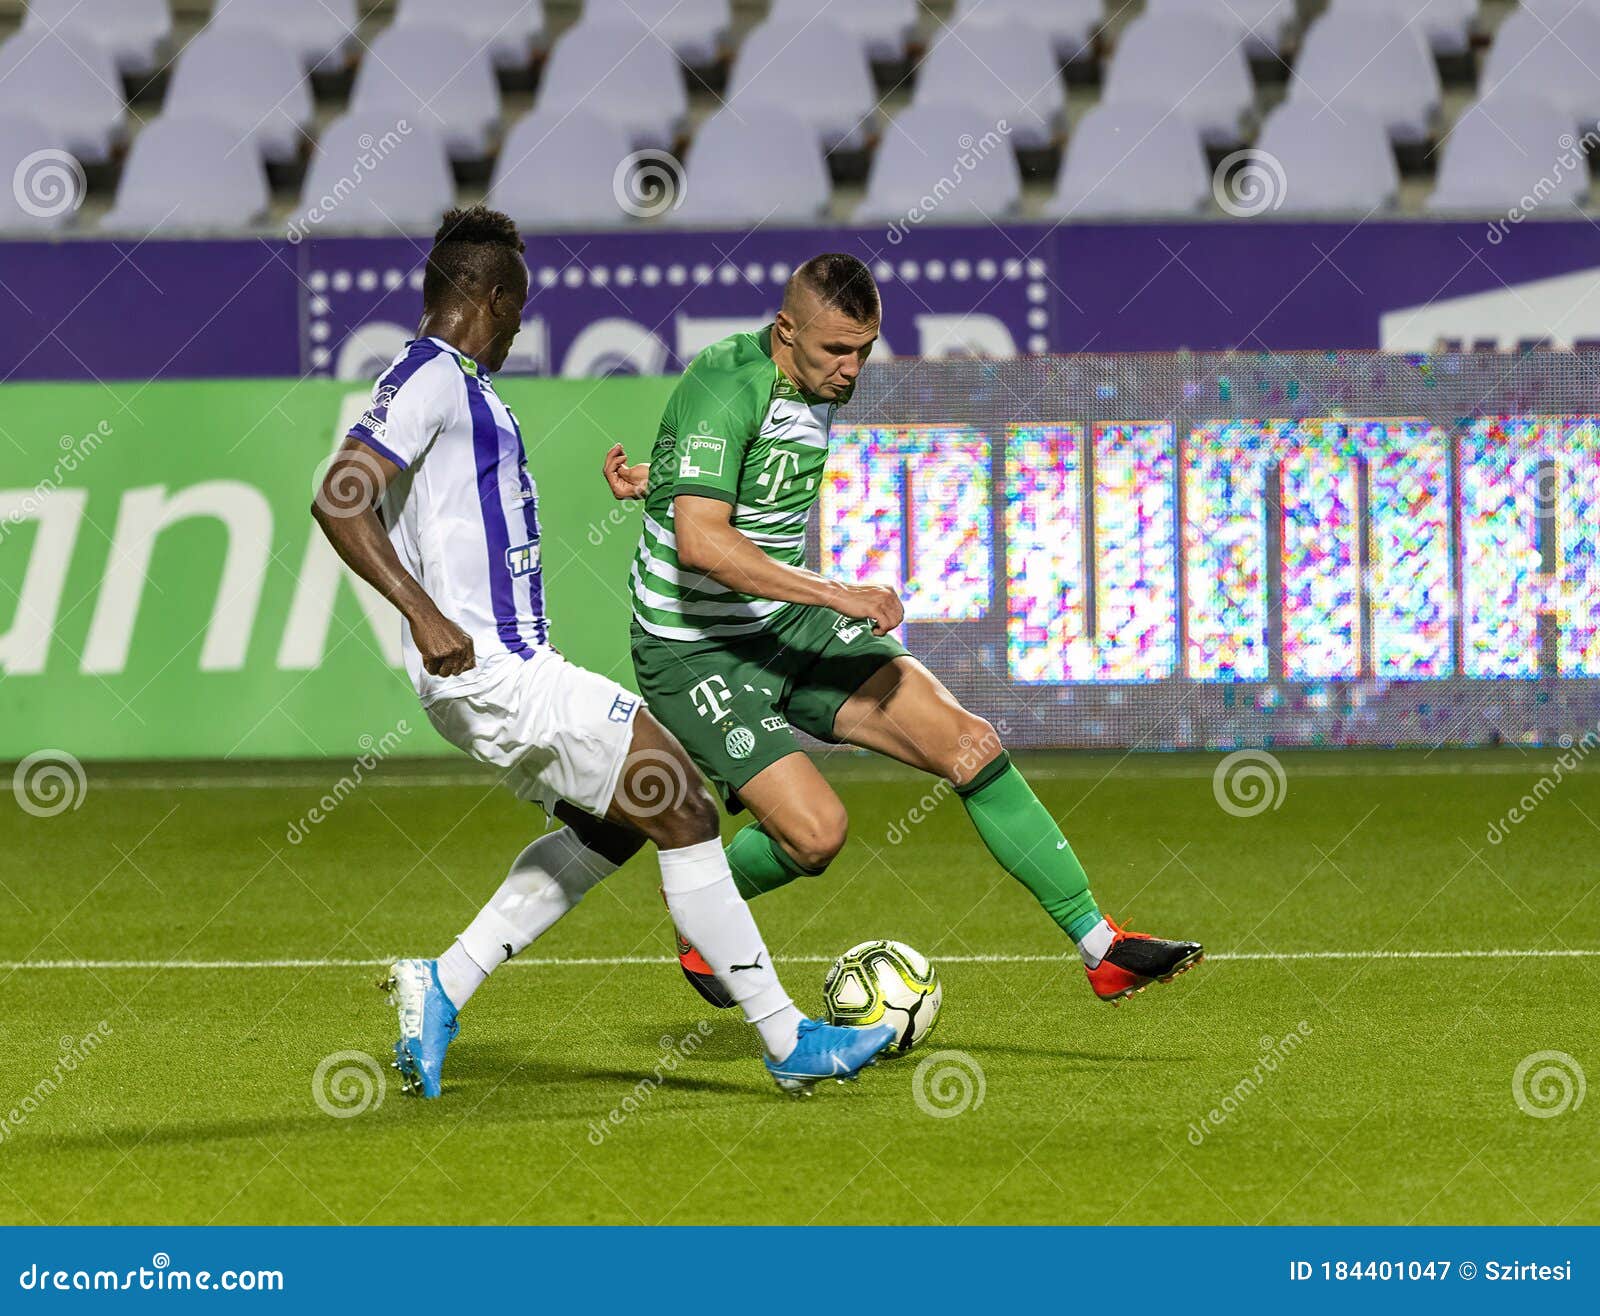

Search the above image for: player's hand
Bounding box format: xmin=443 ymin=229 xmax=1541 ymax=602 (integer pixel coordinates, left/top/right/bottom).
xmin=602 ymin=444 xmax=650 ymax=500
xmin=411 ymin=610 xmax=476 ymax=677
xmin=839 ymin=584 xmax=904 ymax=636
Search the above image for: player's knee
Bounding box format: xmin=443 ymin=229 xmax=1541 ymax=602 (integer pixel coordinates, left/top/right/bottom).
xmin=945 ymin=714 xmax=1003 ymax=786
xmin=658 ymin=783 xmax=721 ymax=849
xmin=784 ymin=804 xmax=848 ymax=873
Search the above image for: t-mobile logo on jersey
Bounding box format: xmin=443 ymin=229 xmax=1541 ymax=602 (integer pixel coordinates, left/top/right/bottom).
xmin=755 ymin=446 xmax=805 ymax=504
xmin=690 ymin=674 xmax=733 ymax=721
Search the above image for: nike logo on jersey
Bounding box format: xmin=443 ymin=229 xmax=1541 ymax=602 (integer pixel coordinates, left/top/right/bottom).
xmin=730 ymin=953 xmax=765 ymax=973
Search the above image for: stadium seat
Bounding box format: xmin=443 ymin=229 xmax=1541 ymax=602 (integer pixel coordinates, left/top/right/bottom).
xmin=22 ymin=0 xmax=170 ymax=75
xmin=1328 ymin=0 xmax=1476 ymax=56
xmin=952 ymin=0 xmax=1102 ymax=62
xmin=674 ymin=106 xmax=830 ymax=225
xmin=0 ymin=110 xmax=80 ymax=235
xmin=912 ymin=19 xmax=1067 ymax=150
xmin=1428 ymin=95 xmax=1589 ymax=212
xmin=584 ymin=0 xmax=731 ymax=67
xmin=1480 ymin=7 xmax=1600 ymax=129
xmin=393 ymin=0 xmax=545 ymax=71
xmin=855 ymin=104 xmax=1022 ymax=223
xmin=769 ymin=0 xmax=918 ymax=65
xmin=164 ymin=29 xmax=311 ymax=165
xmin=1254 ymin=102 xmax=1398 ymax=214
xmin=1144 ymin=0 xmax=1297 ymax=56
xmin=296 ymin=114 xmax=455 ymax=234
xmin=1102 ymin=12 xmax=1253 ymax=145
xmin=349 ymin=24 xmax=502 ymax=161
xmin=1044 ymin=103 xmax=1209 ymax=218
xmin=488 ymin=108 xmax=636 ymax=227
xmin=1517 ymin=0 xmax=1600 ymax=19
xmin=208 ymin=0 xmax=357 ymax=73
xmin=0 ymin=27 xmax=125 ymax=165
xmin=1289 ymin=11 xmax=1440 ymax=142
xmin=101 ymin=116 xmax=270 ymax=234
xmin=535 ymin=19 xmax=687 ymax=151
xmin=726 ymin=18 xmax=876 ymax=152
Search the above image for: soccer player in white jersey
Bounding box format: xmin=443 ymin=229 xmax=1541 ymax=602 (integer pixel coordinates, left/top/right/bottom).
xmin=311 ymin=207 xmax=893 ymax=1097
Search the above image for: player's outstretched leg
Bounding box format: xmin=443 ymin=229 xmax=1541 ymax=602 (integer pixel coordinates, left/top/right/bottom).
xmin=386 ymin=805 xmax=645 ymax=1097
xmin=833 ymin=657 xmax=1203 ymax=1005
xmin=610 ymin=713 xmax=893 ymax=1093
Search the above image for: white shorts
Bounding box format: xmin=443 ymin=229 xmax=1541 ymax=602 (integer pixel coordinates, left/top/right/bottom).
xmin=422 ymin=649 xmax=641 ymax=816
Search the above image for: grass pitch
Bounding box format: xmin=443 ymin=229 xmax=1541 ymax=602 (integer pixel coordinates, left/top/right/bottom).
xmin=1 ymin=749 xmax=1596 ymax=1226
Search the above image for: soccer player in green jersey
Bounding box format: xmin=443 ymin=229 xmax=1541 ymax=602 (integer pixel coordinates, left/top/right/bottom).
xmin=606 ymin=253 xmax=1203 ymax=1006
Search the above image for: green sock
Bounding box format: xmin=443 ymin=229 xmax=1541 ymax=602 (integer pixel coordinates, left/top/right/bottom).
xmin=957 ymin=752 xmax=1104 ymax=943
xmin=725 ymin=823 xmax=813 ymax=900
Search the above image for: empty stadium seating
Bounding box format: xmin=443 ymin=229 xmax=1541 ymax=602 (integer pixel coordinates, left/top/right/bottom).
xmin=0 ymin=0 xmax=1594 ymax=236
xmin=100 ymin=113 xmax=269 ymax=231
xmin=1045 ymin=103 xmax=1210 ymax=217
xmin=488 ymin=108 xmax=635 ymax=227
xmin=1104 ymin=11 xmax=1255 ymax=145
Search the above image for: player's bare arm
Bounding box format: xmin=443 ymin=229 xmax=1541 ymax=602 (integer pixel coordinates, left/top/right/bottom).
xmin=311 ymin=438 xmax=475 ymax=677
xmin=673 ymin=493 xmax=903 ymax=635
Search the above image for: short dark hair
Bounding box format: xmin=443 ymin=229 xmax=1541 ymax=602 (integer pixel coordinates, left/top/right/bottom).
xmin=789 ymin=252 xmax=880 ymax=323
xmin=423 ymin=205 xmax=526 ymax=309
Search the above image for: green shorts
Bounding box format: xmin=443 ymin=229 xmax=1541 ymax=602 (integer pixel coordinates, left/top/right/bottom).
xmin=630 ymin=603 xmax=908 ymax=802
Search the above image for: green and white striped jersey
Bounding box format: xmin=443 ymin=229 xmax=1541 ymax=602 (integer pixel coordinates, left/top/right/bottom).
xmin=630 ymin=325 xmax=847 ymax=641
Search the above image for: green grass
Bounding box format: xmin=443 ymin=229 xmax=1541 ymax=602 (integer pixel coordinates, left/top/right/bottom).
xmin=1 ymin=750 xmax=1597 ymax=1226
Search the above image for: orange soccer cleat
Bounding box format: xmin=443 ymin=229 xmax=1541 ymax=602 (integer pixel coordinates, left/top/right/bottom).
xmin=1085 ymin=917 xmax=1204 ymax=1004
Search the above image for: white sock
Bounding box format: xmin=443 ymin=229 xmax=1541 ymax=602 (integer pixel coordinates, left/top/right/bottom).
xmin=657 ymin=838 xmax=804 ymax=1062
xmin=435 ymin=827 xmax=620 ymax=1010
xmin=1078 ymin=917 xmax=1115 ymax=968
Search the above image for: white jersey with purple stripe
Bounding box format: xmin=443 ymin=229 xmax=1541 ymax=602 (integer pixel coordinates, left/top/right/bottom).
xmin=347 ymin=336 xmax=549 ymax=699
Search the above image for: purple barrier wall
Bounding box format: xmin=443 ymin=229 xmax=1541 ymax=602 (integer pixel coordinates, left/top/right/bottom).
xmin=1 ymin=220 xmax=1594 ymax=382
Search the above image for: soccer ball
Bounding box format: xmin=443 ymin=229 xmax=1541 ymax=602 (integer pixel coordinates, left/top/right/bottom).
xmin=822 ymin=939 xmax=942 ymax=1054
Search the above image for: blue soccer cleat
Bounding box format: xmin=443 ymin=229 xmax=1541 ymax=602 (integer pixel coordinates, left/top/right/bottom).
xmin=383 ymin=958 xmax=459 ymax=1099
xmin=764 ymin=1018 xmax=896 ymax=1095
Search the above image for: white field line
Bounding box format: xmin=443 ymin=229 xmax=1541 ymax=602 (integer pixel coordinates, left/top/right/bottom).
xmin=65 ymin=758 xmax=1597 ymax=792
xmin=1 ymin=949 xmax=1596 ymax=971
